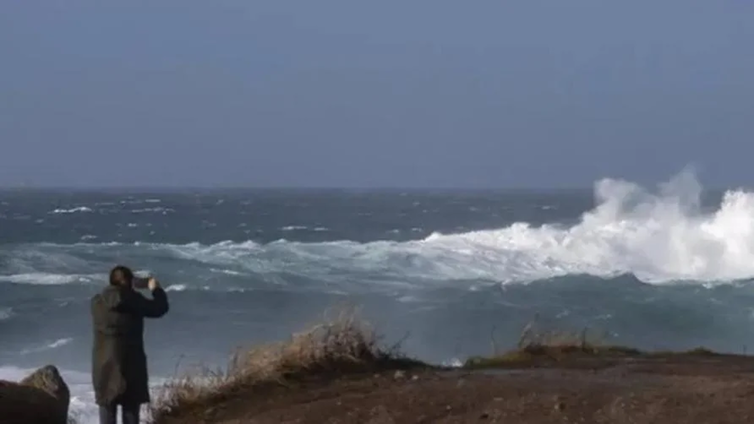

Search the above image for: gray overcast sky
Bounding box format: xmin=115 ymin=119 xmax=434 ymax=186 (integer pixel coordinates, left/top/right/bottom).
xmin=1 ymin=1 xmax=752 ymax=188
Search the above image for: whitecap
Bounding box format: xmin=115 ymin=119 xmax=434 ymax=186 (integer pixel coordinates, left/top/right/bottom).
xmin=0 ymin=273 xmax=100 ymax=285
xmin=210 ymin=268 xmax=244 ymax=276
xmin=165 ymin=284 xmax=187 ymax=292
xmin=49 ymin=207 xmax=93 ymax=214
xmin=20 ymin=338 xmax=73 ymax=355
xmin=281 ymin=225 xmax=308 ymax=231
xmin=227 ymin=287 xmax=248 ymax=293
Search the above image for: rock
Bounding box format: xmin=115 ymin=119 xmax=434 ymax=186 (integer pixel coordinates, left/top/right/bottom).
xmin=21 ymin=365 xmax=70 ymax=413
xmin=479 ymin=412 xmax=490 ymax=419
xmin=393 ymin=370 xmax=406 ymax=380
xmin=411 ymin=375 xmax=419 ymax=381
xmin=0 ymin=365 xmax=70 ymax=424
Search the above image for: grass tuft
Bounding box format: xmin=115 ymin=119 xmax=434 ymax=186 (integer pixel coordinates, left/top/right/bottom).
xmin=465 ymin=322 xmax=638 ymax=369
xmin=464 ymin=321 xmax=734 ymax=370
xmin=149 ymin=306 xmax=423 ymax=423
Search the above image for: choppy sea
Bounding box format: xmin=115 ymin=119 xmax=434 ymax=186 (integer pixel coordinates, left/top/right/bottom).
xmin=4 ymin=173 xmax=754 ymax=422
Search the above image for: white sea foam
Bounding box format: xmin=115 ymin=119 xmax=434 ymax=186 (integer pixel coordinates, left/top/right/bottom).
xmin=281 ymin=225 xmax=308 ymax=231
xmin=165 ymin=284 xmax=187 ymax=292
xmin=0 ymin=273 xmax=102 ymax=285
xmin=0 ymin=365 xmax=34 ymax=381
xmin=20 ymin=338 xmax=73 ymax=354
xmin=49 ymin=206 xmax=93 ymax=214
xmin=210 ymin=268 xmax=244 ymax=276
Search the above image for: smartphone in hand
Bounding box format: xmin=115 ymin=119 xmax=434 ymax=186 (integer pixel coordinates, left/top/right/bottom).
xmin=132 ymin=276 xmax=149 ymax=290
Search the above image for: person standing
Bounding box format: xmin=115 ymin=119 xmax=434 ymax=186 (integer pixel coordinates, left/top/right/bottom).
xmin=91 ymin=265 xmax=169 ymax=424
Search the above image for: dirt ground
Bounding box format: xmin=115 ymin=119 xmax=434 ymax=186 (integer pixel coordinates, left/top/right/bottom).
xmin=157 ymin=354 xmax=754 ymax=424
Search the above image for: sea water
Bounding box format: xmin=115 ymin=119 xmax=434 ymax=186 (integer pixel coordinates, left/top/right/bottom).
xmin=4 ymin=172 xmax=754 ymax=422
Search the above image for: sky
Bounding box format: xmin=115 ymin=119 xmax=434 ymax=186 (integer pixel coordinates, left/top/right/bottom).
xmin=1 ymin=1 xmax=753 ymax=188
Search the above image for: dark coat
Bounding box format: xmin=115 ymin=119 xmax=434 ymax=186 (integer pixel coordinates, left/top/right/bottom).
xmin=91 ymin=285 xmax=169 ymax=406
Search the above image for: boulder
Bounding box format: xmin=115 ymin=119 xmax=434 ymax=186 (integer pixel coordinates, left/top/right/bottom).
xmin=0 ymin=365 xmax=70 ymax=424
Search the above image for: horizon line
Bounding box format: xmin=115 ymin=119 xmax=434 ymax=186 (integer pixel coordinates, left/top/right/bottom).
xmin=0 ymin=185 xmax=596 ymax=191
xmin=0 ymin=185 xmax=742 ymax=193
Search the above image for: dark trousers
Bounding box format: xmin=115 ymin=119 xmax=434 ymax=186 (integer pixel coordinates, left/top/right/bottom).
xmin=98 ymin=403 xmax=140 ymax=424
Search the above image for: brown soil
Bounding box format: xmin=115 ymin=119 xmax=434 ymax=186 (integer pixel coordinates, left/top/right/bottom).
xmin=154 ymin=353 xmax=754 ymax=424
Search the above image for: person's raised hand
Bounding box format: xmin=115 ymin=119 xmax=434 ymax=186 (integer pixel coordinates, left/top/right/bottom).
xmin=148 ymin=277 xmax=160 ymax=291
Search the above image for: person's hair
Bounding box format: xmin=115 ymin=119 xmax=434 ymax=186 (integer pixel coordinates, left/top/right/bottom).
xmin=109 ymin=265 xmax=134 ymax=286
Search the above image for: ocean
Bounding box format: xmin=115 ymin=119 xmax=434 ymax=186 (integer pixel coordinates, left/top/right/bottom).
xmin=3 ymin=173 xmax=754 ymax=422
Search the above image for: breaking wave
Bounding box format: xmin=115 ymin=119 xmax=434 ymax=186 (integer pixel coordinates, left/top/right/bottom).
xmin=6 ymin=172 xmax=754 ymax=286
xmin=118 ymin=172 xmax=754 ymax=284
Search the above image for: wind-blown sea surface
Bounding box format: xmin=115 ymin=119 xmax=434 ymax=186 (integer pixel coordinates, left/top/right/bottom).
xmin=4 ymin=172 xmax=754 ymax=422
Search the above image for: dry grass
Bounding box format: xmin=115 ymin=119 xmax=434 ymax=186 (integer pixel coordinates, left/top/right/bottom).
xmin=149 ymin=307 xmax=423 ymax=423
xmin=148 ymin=313 xmax=730 ymax=422
xmin=465 ymin=322 xmax=640 ymax=368
xmin=465 ymin=321 xmax=731 ymax=369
